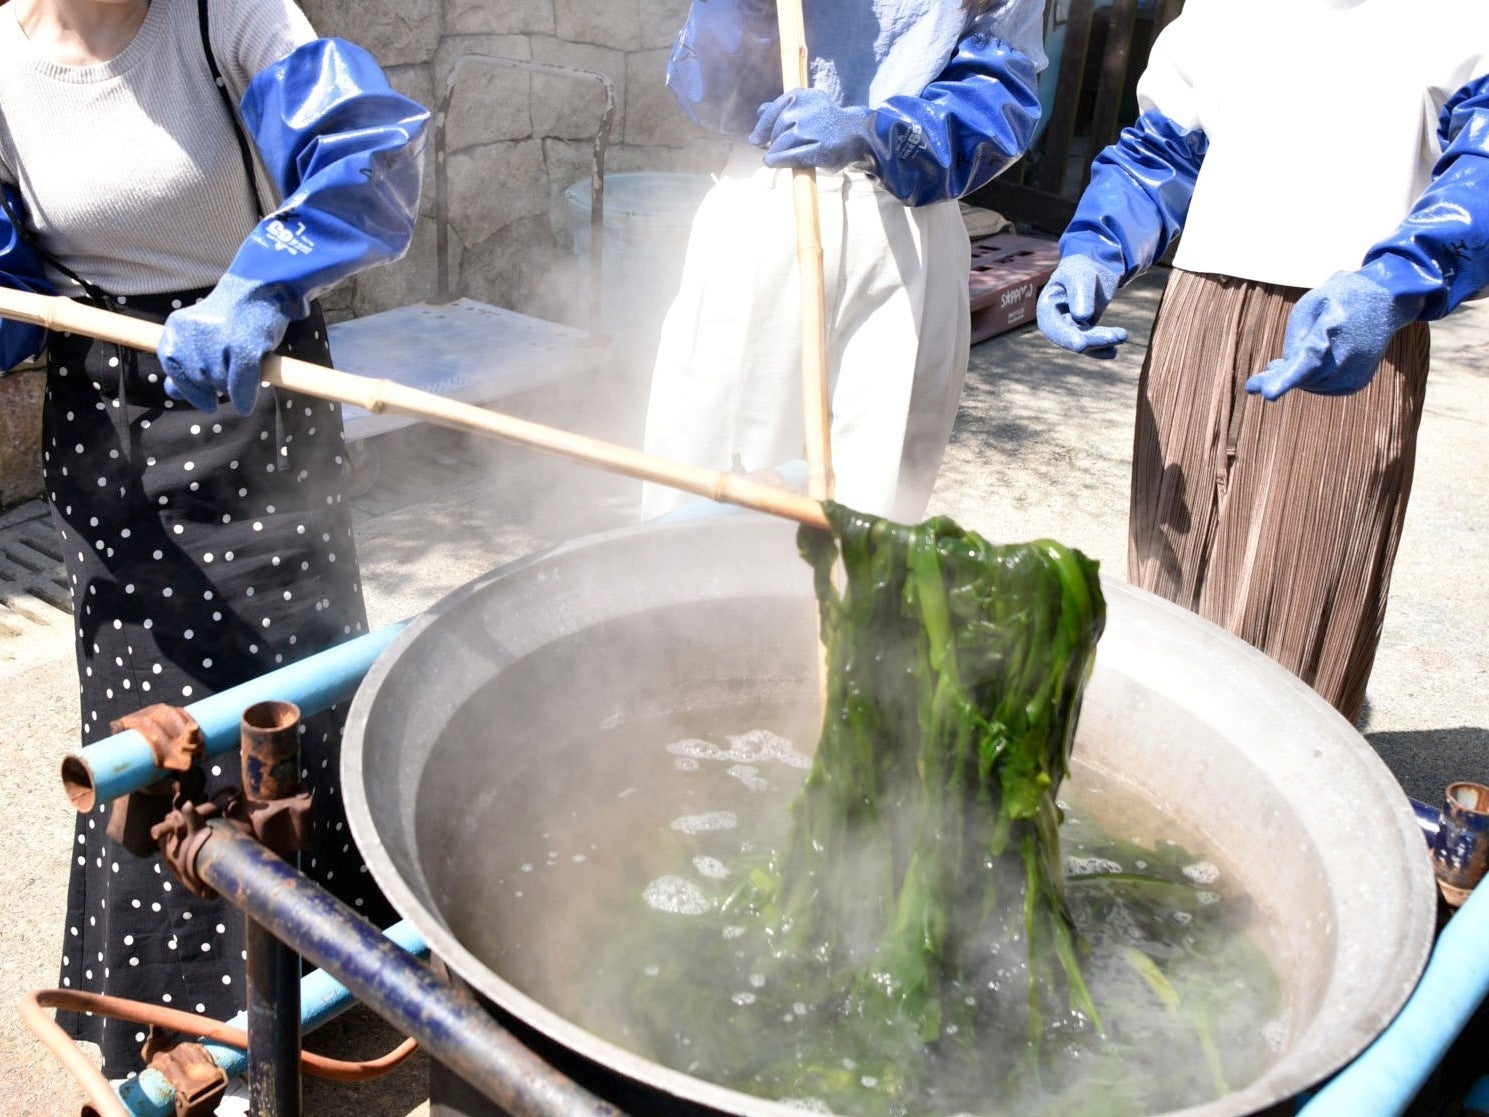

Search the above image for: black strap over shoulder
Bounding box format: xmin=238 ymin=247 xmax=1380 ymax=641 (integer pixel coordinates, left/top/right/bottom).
xmin=0 ymin=0 xmax=268 ymax=305
xmin=196 ymin=0 xmax=268 ymax=219
xmin=0 ymin=184 xmax=115 ymax=306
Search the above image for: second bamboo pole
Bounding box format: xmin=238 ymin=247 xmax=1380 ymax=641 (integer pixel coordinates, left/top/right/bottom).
xmin=774 ymin=0 xmax=834 ymax=504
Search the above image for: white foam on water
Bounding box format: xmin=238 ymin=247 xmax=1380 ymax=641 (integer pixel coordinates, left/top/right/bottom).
xmin=780 ymin=1099 xmax=832 ymax=1113
xmin=1182 ymin=860 xmax=1221 ymax=885
xmin=642 ymin=875 xmax=712 ymax=916
xmin=1196 ymin=890 xmax=1220 ymax=905
xmin=722 ymin=925 xmax=746 ymax=940
xmin=666 ymin=738 xmax=734 ymax=763
xmin=728 ymin=728 xmax=813 ymax=769
xmin=748 ymin=973 xmax=766 ymax=989
xmin=731 ymin=991 xmax=757 ymax=1006
xmin=673 ymin=757 xmax=701 ymax=772
xmin=693 ymin=855 xmax=730 ymax=880
xmin=1263 ymin=1016 xmax=1289 ymax=1053
xmin=643 ymin=964 xmax=660 ymax=977
xmin=726 ymin=764 xmax=771 ymax=792
xmin=665 ymin=730 xmax=812 ymax=770
xmin=671 ymin=811 xmax=738 ymax=835
xmin=1172 ymin=910 xmax=1193 ymax=926
xmin=860 ymin=1076 xmax=879 ymax=1089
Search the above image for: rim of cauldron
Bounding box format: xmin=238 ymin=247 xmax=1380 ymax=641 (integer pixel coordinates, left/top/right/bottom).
xmin=341 ymin=515 xmax=1437 ymax=1117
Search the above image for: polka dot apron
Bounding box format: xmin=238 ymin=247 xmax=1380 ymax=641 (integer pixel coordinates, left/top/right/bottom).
xmin=46 ymin=289 xmax=395 ymax=1073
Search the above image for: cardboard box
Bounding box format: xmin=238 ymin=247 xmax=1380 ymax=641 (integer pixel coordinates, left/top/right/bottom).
xmin=967 ymin=233 xmax=1062 ymax=343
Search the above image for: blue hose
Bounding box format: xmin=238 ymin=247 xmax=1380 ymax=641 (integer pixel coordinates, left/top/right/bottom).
xmin=115 ymin=920 xmax=428 ymax=1116
xmin=1297 ymin=880 xmax=1489 ymax=1117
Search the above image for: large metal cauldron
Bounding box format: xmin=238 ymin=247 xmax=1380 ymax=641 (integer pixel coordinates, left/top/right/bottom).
xmin=341 ymin=517 xmax=1435 ymax=1117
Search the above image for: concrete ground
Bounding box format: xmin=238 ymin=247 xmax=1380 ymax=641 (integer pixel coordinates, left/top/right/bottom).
xmin=1 ymin=262 xmax=1485 ymax=1113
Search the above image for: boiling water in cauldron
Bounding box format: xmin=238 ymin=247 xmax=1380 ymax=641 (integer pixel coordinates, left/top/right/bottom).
xmin=439 ymin=697 xmax=1282 ymax=1117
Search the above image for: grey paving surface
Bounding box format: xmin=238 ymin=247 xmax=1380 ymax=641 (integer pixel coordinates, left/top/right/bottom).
xmin=1 ymin=264 xmax=1486 ymax=1113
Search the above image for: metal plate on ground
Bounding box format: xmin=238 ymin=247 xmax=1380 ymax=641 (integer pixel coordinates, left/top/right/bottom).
xmin=0 ymin=502 xmax=74 ymax=657
xmin=328 ymin=300 xmax=609 ymax=443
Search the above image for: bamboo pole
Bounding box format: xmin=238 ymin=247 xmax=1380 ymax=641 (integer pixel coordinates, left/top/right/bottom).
xmin=0 ymin=289 xmax=829 ymax=531
xmin=774 ymin=0 xmax=834 ymax=503
xmin=774 ymin=0 xmax=838 ymax=710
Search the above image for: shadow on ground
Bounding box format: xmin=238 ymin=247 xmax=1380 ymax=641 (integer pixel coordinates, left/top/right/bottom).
xmin=1368 ymin=725 xmax=1489 ymax=808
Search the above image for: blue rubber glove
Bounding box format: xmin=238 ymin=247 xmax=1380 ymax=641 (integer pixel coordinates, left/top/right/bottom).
xmin=847 ymin=26 xmax=1043 ymax=205
xmin=1247 ymin=74 xmax=1489 ymax=400
xmin=1245 ymin=273 xmax=1421 ymax=400
xmin=1042 ymin=110 xmax=1208 ymax=358
xmin=0 ymin=183 xmax=55 ymax=372
xmin=158 ymin=276 xmax=291 ymax=414
xmin=159 ymin=38 xmax=429 ymax=414
xmin=1036 ymin=256 xmax=1128 ymax=359
xmin=750 ymin=88 xmax=873 ymax=172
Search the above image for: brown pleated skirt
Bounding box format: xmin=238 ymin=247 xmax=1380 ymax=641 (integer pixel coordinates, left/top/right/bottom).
xmin=1129 ymin=268 xmax=1430 ymax=723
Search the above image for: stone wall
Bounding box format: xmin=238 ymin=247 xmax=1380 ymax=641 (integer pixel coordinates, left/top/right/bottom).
xmin=303 ymin=0 xmax=724 ymax=329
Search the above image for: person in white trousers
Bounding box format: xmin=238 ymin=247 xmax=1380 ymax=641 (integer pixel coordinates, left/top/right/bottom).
xmin=643 ymin=0 xmax=1047 ymax=522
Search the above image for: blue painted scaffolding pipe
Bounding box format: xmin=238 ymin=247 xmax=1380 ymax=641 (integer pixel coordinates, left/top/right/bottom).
xmin=61 ymin=624 xmax=407 ymax=811
xmin=116 ymin=921 xmax=429 ymax=1117
xmin=190 ymin=821 xmax=624 ymax=1116
xmin=1298 ymin=879 xmax=1489 ymax=1117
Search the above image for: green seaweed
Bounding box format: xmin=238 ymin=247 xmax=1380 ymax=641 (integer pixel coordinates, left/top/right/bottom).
xmin=563 ymin=507 xmax=1281 ymax=1116
xmin=739 ymin=503 xmax=1108 ymax=1042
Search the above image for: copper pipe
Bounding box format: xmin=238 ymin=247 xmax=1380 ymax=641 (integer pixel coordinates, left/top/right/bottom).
xmin=18 ymin=991 xmax=127 ymax=1117
xmin=22 ymin=989 xmax=418 ymax=1094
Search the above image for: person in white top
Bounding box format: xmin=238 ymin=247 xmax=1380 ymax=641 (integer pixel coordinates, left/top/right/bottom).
xmin=642 ymin=0 xmax=1048 ymax=523
xmin=1035 ymin=0 xmax=1489 ymax=721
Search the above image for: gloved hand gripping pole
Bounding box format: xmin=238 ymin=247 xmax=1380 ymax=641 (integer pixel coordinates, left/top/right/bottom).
xmin=0 ymin=289 xmax=830 ymax=531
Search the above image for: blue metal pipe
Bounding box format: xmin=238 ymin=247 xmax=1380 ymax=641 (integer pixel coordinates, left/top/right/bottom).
xmin=1297 ymin=880 xmax=1489 ymax=1117
xmin=62 ymin=624 xmax=407 ymax=811
xmin=190 ymin=821 xmax=624 ymax=1117
xmin=116 ymin=922 xmax=429 ymax=1117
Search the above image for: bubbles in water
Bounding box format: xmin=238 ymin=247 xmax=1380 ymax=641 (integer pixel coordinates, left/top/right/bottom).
xmin=665 ymin=729 xmax=811 ymax=770
xmin=667 ymin=737 xmax=732 ymax=763
xmin=860 ymin=1076 xmax=879 ymax=1089
xmin=728 ymin=728 xmax=813 ymax=769
xmin=731 ymin=991 xmax=757 ymax=1006
xmin=520 ymin=863 xmax=533 ymax=873
xmin=722 ymin=925 xmax=746 ymax=940
xmin=748 ymin=973 xmax=766 ymax=988
xmin=644 ymin=964 xmax=660 ymax=977
xmin=693 ymin=856 xmax=730 ymax=880
xmin=1172 ymin=910 xmax=1193 ymax=926
xmin=1182 ymin=860 xmax=1221 ymax=885
xmin=727 ymin=764 xmax=771 ymax=792
xmin=642 ymin=875 xmax=712 ymax=916
xmin=1196 ymin=890 xmax=1220 ymax=906
xmin=671 ymin=811 xmax=738 ymax=835
xmin=674 ymin=757 xmax=701 ymax=772
xmin=1263 ymin=1017 xmax=1289 ymax=1053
